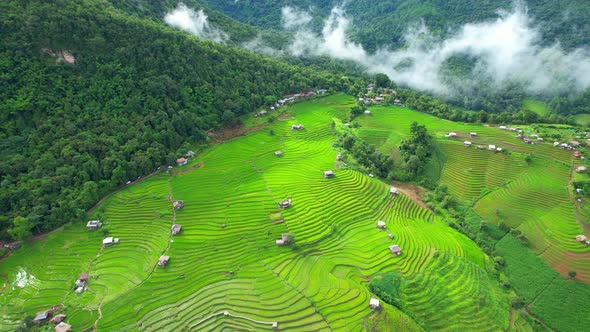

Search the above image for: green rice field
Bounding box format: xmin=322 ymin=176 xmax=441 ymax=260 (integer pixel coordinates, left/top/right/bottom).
xmin=1 ymin=94 xmax=588 ymax=331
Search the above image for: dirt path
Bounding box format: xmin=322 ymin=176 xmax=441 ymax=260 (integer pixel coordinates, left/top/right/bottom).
xmin=389 ymin=181 xmax=430 ymax=211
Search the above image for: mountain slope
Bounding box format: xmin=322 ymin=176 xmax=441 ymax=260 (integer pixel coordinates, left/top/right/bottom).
xmin=0 ymin=0 xmax=343 ymax=240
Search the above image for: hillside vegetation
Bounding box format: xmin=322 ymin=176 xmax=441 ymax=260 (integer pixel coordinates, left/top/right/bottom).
xmin=0 ymin=0 xmax=343 ymax=240
xmin=198 ymin=0 xmax=590 ymax=51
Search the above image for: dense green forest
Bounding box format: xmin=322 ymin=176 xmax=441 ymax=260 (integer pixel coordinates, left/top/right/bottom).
xmin=198 ymin=0 xmax=590 ymax=51
xmin=0 ymin=0 xmax=346 ymax=241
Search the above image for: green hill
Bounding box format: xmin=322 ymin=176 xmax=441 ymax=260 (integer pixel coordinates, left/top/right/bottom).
xmin=0 ymin=0 xmax=343 ymax=240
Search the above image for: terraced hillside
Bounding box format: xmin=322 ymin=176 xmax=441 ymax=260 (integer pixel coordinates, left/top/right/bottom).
xmin=356 ymin=105 xmax=590 ymax=283
xmin=0 ymin=94 xmax=509 ymax=331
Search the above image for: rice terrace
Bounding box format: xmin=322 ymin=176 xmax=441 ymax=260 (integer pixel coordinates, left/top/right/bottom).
xmin=2 ymin=93 xmax=590 ymax=331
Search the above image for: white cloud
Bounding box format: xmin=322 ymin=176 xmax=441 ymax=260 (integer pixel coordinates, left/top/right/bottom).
xmin=281 ymin=6 xmax=313 ymax=29
xmin=164 ymin=4 xmax=228 ymax=43
xmin=282 ymin=4 xmax=590 ymax=96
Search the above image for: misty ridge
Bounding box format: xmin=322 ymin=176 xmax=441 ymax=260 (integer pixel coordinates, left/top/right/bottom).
xmin=164 ymin=2 xmax=590 ymax=98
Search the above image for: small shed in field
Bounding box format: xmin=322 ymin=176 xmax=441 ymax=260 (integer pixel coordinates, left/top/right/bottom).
xmin=278 ymin=198 xmax=292 ymax=208
xmin=324 ymin=171 xmax=335 ymax=178
xmin=464 ymin=141 xmax=472 ymax=147
xmin=276 ymin=233 xmax=291 ymax=245
xmin=576 ymin=235 xmax=588 ymax=242
xmin=369 ymin=298 xmax=380 ymax=309
xmin=102 ymin=237 xmax=119 ymax=247
xmin=574 ymin=151 xmax=582 ymax=158
xmin=158 ymin=255 xmax=170 ymax=267
xmin=488 ymin=145 xmax=496 ymax=151
xmin=171 ymin=224 xmax=182 ymax=235
xmin=173 ymin=200 xmax=184 ymax=209
xmin=470 ymin=132 xmax=477 ymax=136
xmin=575 ymin=166 xmax=587 ymax=173
xmin=50 ymin=314 xmax=66 ymax=324
xmin=377 ymin=221 xmax=386 ymax=229
xmin=389 ymin=245 xmax=402 ymax=256
xmin=86 ymin=220 xmax=102 ymax=230
xmin=275 ymin=151 xmax=283 ymax=157
xmin=55 ymin=322 xmax=72 ymax=332
xmin=390 ymin=187 xmax=399 ymax=195
xmin=176 ymin=158 xmax=188 ymax=166
xmin=364 ymin=110 xmax=372 ymax=115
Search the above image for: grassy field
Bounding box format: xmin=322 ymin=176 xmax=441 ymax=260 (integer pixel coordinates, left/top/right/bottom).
xmin=573 ymin=113 xmax=590 ymax=126
xmin=522 ymin=99 xmax=550 ymax=116
xmin=0 ymin=94 xmax=513 ymax=331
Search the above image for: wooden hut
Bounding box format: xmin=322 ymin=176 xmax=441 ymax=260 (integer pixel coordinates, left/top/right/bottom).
xmin=158 ymin=255 xmax=170 ymax=267
xmin=369 ymin=298 xmax=380 ymax=309
xmin=390 ymin=187 xmax=399 ymax=195
xmin=377 ymin=221 xmax=386 ymax=229
xmin=324 ymin=171 xmax=335 ymax=178
xmin=278 ymin=198 xmax=292 ymax=208
xmin=576 ymin=235 xmax=588 ymax=242
xmin=176 ymin=158 xmax=188 ymax=166
xmin=389 ymin=245 xmax=402 ymax=256
xmin=464 ymin=141 xmax=472 ymax=147
xmin=50 ymin=314 xmax=66 ymax=324
xmin=276 ymin=234 xmax=291 ymax=245
xmin=275 ymin=151 xmax=283 ymax=157
xmin=575 ymin=166 xmax=587 ymax=173
xmin=102 ymin=237 xmax=119 ymax=247
xmin=173 ymin=200 xmax=184 ymax=209
xmin=171 ymin=224 xmax=182 ymax=235
xmin=55 ymin=322 xmax=72 ymax=332
xmin=86 ymin=220 xmax=102 ymax=230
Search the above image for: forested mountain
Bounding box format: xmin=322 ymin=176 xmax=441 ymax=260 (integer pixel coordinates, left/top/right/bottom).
xmin=199 ymin=0 xmax=590 ymax=51
xmin=0 ymin=0 xmax=345 ymax=240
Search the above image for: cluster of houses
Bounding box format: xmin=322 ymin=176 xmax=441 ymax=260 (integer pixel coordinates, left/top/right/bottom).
xmin=32 ymin=307 xmax=71 ymax=332
xmin=445 ymin=132 xmax=504 ymax=152
xmin=255 ymin=89 xmax=327 ymax=117
xmin=359 ymin=84 xmax=398 ymax=105
xmin=575 ymin=235 xmax=590 ymax=246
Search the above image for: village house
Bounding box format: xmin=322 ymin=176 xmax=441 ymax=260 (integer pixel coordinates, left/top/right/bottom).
xmin=291 ymin=124 xmax=305 ymax=130
xmin=275 ymin=151 xmax=283 ymax=157
xmin=553 ymin=142 xmax=560 ymax=147
xmin=276 ymin=233 xmax=291 ymax=245
xmin=574 ymin=151 xmax=582 ymax=158
xmin=278 ymin=198 xmax=292 ymax=208
xmin=324 ymin=170 xmax=335 ymax=178
xmin=476 ymin=145 xmax=486 ymax=150
xmin=55 ymin=322 xmax=72 ymax=332
xmin=523 ymin=138 xmax=531 ymax=144
xmin=488 ymin=145 xmax=496 ymax=151
xmin=377 ymin=221 xmax=386 ymax=229
xmin=50 ymin=314 xmax=66 ymax=324
xmin=537 ymin=137 xmax=544 ymax=142
xmin=470 ymin=132 xmax=477 ymax=137
xmin=499 ymin=126 xmax=507 ymax=130
xmin=254 ymin=110 xmax=268 ymax=117
xmin=171 ymin=224 xmax=182 ymax=235
xmin=173 ymin=200 xmax=184 ymax=209
xmin=575 ymin=166 xmax=587 ymax=173
xmin=389 ymin=245 xmax=402 ymax=256
xmin=369 ymin=298 xmax=380 ymax=309
xmin=448 ymin=132 xmax=458 ymax=138
xmin=576 ymin=235 xmax=587 ymax=242
xmin=102 ymin=237 xmax=120 ymax=247
xmin=176 ymin=158 xmax=188 ymax=166
xmin=185 ymin=150 xmax=195 ymax=157
xmin=496 ymin=147 xmax=503 ymax=152
xmin=158 ymin=255 xmax=170 ymax=267
xmin=464 ymin=141 xmax=472 ymax=147
xmin=86 ymin=220 xmax=102 ymax=230
xmin=390 ymin=187 xmax=399 ymax=195
xmin=34 ymin=308 xmax=57 ymax=323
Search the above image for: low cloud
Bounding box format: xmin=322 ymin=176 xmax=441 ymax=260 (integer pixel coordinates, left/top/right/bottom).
xmin=281 ymin=6 xmax=313 ymax=30
xmin=164 ymin=4 xmax=228 ymax=43
xmin=282 ymin=3 xmax=590 ymax=96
